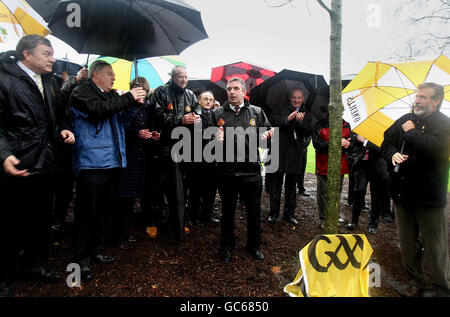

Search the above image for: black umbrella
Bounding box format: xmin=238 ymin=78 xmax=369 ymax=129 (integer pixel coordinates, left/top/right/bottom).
xmin=48 ymin=0 xmax=208 ymax=62
xmin=52 ymin=58 xmax=83 ymax=77
xmin=186 ymin=79 xmax=227 ymax=105
xmin=250 ymin=69 xmax=329 ymax=126
xmin=27 ymin=0 xmax=60 ymax=22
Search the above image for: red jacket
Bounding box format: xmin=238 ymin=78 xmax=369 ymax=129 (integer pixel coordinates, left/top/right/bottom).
xmin=312 ymin=119 xmax=351 ymax=175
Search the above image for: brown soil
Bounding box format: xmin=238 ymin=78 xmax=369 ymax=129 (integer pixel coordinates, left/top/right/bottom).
xmin=10 ymin=173 xmax=449 ymax=298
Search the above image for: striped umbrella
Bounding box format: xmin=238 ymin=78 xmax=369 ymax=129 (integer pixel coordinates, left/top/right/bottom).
xmin=94 ymin=55 xmax=186 ymax=91
xmin=342 ymin=55 xmax=450 ymax=146
xmin=211 ymin=61 xmax=277 ymax=99
xmin=0 ymin=0 xmax=51 ymax=51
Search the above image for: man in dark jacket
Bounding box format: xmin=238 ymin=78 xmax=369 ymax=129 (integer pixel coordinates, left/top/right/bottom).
xmin=381 ymin=82 xmax=450 ymax=297
xmin=346 ymin=133 xmax=391 ymax=234
xmin=69 ymin=60 xmax=146 ymax=281
xmin=0 ymin=35 xmax=75 ymax=296
xmin=211 ymin=77 xmax=273 ymax=262
xmin=267 ymin=87 xmax=312 ymax=226
xmin=148 ymin=65 xmax=198 ymax=242
xmin=185 ymin=90 xmax=220 ymax=226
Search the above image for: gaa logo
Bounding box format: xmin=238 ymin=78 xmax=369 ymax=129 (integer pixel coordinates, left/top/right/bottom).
xmin=307 ymin=234 xmax=365 ymax=272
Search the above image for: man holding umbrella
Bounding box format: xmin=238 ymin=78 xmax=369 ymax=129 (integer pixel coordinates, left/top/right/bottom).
xmin=381 ymin=82 xmax=450 ymax=297
xmin=69 ymin=60 xmax=146 ymax=281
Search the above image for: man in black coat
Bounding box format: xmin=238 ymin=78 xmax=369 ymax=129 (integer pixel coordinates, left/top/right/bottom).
xmin=148 ymin=65 xmax=198 ymax=242
xmin=266 ymin=87 xmax=312 ymax=226
xmin=381 ymin=82 xmax=450 ymax=297
xmin=346 ymin=133 xmax=391 ymax=234
xmin=0 ymin=35 xmax=75 ymax=296
xmin=185 ymin=90 xmax=220 ymax=226
xmin=211 ymin=77 xmax=273 ymax=262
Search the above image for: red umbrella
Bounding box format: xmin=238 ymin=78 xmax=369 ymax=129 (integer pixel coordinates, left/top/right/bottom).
xmin=211 ymin=61 xmax=277 ymax=99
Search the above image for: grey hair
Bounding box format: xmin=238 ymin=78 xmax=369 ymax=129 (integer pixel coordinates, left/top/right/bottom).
xmin=88 ymin=60 xmax=111 ymax=78
xmin=417 ymin=82 xmax=444 ymax=109
xmin=227 ymin=77 xmax=246 ymax=92
xmin=16 ymin=35 xmax=52 ymax=60
xmin=171 ymin=65 xmax=187 ymax=78
xmin=288 ymin=86 xmax=306 ymax=98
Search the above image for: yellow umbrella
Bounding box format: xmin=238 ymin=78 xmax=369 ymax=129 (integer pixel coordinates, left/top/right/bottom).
xmin=342 ymin=55 xmax=450 ymax=147
xmin=0 ymin=0 xmax=50 ymax=51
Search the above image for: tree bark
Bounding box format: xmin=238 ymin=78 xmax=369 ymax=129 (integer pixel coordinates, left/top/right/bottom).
xmin=320 ymin=0 xmax=343 ymax=234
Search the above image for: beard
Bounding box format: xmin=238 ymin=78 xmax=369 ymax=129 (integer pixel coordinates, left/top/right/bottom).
xmin=413 ymin=105 xmax=432 ymax=118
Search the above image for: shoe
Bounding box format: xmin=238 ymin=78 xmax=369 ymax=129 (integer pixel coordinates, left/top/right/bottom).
xmin=94 ymin=254 xmax=115 ymax=264
xmin=363 ymin=204 xmax=369 ymax=210
xmin=383 ymin=216 xmax=394 ymax=223
xmin=284 ymin=217 xmax=299 ymax=226
xmin=368 ymin=227 xmax=378 ymax=235
xmin=318 ymin=220 xmax=325 ymax=229
xmin=146 ymin=226 xmax=158 ymax=238
xmin=267 ymin=216 xmax=277 ymax=224
xmin=81 ymin=266 xmax=92 ymax=282
xmin=0 ymin=284 xmax=12 ymax=297
xmin=220 ymin=248 xmax=233 ymax=262
xmin=346 ymin=222 xmax=358 ymax=230
xmin=246 ymin=246 xmax=265 ymax=261
xmin=299 ymin=191 xmax=310 ymax=197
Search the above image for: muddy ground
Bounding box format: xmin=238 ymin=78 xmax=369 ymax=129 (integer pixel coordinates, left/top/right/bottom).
xmin=10 ymin=173 xmax=450 ymax=299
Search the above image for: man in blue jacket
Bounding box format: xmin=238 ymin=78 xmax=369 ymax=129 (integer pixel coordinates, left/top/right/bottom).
xmin=69 ymin=60 xmax=146 ymax=281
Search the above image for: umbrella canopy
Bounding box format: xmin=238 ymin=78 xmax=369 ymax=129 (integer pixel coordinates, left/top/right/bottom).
xmin=0 ymin=0 xmax=50 ymax=51
xmin=186 ymin=78 xmax=227 ymax=105
xmin=48 ymin=0 xmax=208 ymax=61
xmin=211 ymin=61 xmax=276 ymax=99
xmin=52 ymin=58 xmax=82 ymax=77
xmin=250 ymin=69 xmax=329 ymax=126
xmin=26 ymin=0 xmax=59 ymax=22
xmin=342 ymin=55 xmax=450 ymax=147
xmin=93 ymin=55 xmax=185 ymax=91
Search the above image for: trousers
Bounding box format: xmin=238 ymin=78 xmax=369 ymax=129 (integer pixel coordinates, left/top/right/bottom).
xmin=218 ymin=176 xmax=262 ymax=251
xmin=394 ymin=201 xmax=449 ymax=295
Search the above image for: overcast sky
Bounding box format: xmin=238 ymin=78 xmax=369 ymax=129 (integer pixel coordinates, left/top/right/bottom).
xmin=50 ymin=0 xmax=440 ymax=82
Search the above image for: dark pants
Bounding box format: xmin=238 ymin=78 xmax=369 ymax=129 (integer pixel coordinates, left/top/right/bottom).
xmin=0 ymin=174 xmax=53 ymax=284
xmin=351 ymin=160 xmax=390 ymax=228
xmin=52 ymin=145 xmax=75 ymax=224
xmin=269 ymin=171 xmax=297 ymax=219
xmin=73 ymin=169 xmax=117 ymax=268
xmin=186 ymin=163 xmax=217 ymax=222
xmin=141 ymin=158 xmax=165 ymax=227
xmin=296 ymin=147 xmax=308 ymax=193
xmin=160 ymin=163 xmax=185 ymax=242
xmin=111 ymin=196 xmax=135 ymax=243
xmin=218 ymin=176 xmax=262 ymax=251
xmin=394 ymin=202 xmax=449 ymax=295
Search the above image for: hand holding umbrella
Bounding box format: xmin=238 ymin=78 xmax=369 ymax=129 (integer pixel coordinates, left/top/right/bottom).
xmin=129 ymin=86 xmax=147 ymax=104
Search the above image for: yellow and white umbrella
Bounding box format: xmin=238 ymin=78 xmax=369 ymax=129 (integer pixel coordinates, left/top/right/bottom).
xmin=342 ymin=55 xmax=450 ymax=147
xmin=0 ymin=0 xmax=50 ymax=51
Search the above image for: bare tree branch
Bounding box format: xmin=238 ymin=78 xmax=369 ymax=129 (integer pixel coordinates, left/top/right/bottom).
xmin=316 ymin=0 xmax=331 ymax=15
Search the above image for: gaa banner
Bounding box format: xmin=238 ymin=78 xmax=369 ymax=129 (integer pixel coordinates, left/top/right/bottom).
xmin=284 ymin=234 xmax=373 ymax=297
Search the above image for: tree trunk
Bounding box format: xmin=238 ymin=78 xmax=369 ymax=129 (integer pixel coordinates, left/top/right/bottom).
xmin=323 ymin=0 xmax=343 ymax=234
